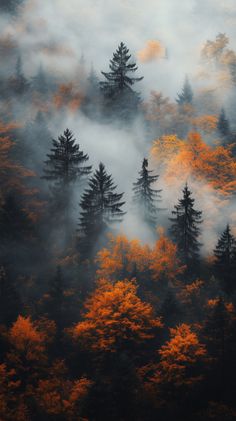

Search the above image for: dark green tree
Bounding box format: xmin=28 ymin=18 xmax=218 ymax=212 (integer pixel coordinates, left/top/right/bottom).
xmin=214 ymin=224 xmax=236 ymax=294
xmin=132 ymin=158 xmax=162 ymax=227
xmin=100 ymin=42 xmax=143 ymax=120
xmin=217 ymin=108 xmax=231 ymax=143
xmin=78 ymin=163 xmax=125 ymax=256
xmin=0 ymin=266 xmax=20 ymax=326
xmin=176 ymin=76 xmax=193 ymax=105
xmin=31 ymin=64 xmax=48 ymax=94
xmin=9 ymin=56 xmax=29 ymax=95
xmin=169 ymin=184 xmax=203 ymax=266
xmin=43 ymin=129 xmax=91 ymax=186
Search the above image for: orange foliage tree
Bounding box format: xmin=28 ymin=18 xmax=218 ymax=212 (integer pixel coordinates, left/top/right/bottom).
xmin=34 ymin=360 xmax=92 ymax=419
xmin=140 ymin=324 xmax=206 ymax=394
xmin=150 ymin=230 xmax=185 ymax=284
xmin=72 ymin=279 xmax=162 ymax=353
xmin=96 ymin=234 xmax=151 ymax=281
xmin=151 ymin=132 xmax=236 ymax=195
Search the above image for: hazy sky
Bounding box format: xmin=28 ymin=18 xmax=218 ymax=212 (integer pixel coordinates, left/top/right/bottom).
xmin=3 ymin=0 xmax=236 ymax=97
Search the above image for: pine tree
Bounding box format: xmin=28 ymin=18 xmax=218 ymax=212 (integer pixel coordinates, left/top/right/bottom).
xmin=43 ymin=129 xmax=91 ymax=186
xmin=169 ymin=184 xmax=203 ymax=266
xmin=217 ymin=108 xmax=231 ymax=143
xmin=31 ymin=64 xmax=48 ymax=94
xmin=78 ymin=163 xmax=125 ymax=255
xmin=132 ymin=158 xmax=162 ymax=227
xmin=9 ymin=56 xmax=29 ymax=95
xmin=0 ymin=266 xmax=21 ymax=326
xmin=17 ymin=111 xmax=51 ymax=170
xmin=176 ymin=76 xmax=193 ymax=105
xmin=100 ymin=42 xmax=143 ymax=120
xmin=214 ymin=224 xmax=236 ymax=293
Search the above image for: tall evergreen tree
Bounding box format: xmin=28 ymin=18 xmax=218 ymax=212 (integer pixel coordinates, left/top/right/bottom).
xmin=132 ymin=158 xmax=162 ymax=227
xmin=217 ymin=108 xmax=231 ymax=143
xmin=176 ymin=76 xmax=193 ymax=105
xmin=31 ymin=65 xmax=48 ymax=94
xmin=214 ymin=224 xmax=236 ymax=293
xmin=43 ymin=129 xmax=92 ymax=186
xmin=9 ymin=56 xmax=29 ymax=95
xmin=100 ymin=42 xmax=143 ymax=120
xmin=0 ymin=266 xmax=21 ymax=326
xmin=169 ymin=184 xmax=203 ymax=266
xmin=78 ymin=163 xmax=125 ymax=255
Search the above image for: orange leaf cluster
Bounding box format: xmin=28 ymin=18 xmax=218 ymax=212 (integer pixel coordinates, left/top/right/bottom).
xmin=73 ymin=279 xmax=162 ymax=353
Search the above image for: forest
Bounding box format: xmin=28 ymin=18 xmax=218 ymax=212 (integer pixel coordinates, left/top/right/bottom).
xmin=1 ymin=1 xmax=236 ymax=420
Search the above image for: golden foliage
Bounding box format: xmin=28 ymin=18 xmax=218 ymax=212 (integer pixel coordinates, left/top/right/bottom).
xmin=35 ymin=360 xmax=92 ymax=417
xmin=151 ymin=132 xmax=236 ymax=195
xmin=147 ymin=324 xmax=207 ymax=387
xmin=73 ymin=279 xmax=162 ymax=352
xmin=150 ymin=231 xmax=185 ymax=283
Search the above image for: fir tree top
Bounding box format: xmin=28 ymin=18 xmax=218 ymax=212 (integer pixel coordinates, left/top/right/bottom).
xmin=176 ymin=76 xmax=193 ymax=105
xmin=100 ymin=42 xmax=143 ymax=94
xmin=43 ymin=129 xmax=92 ymax=185
xmin=133 ymin=158 xmax=162 ymax=225
xmin=169 ymin=183 xmax=203 ymax=263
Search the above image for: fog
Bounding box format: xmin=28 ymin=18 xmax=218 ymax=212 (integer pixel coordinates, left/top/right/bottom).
xmin=1 ymin=0 xmax=236 ymax=253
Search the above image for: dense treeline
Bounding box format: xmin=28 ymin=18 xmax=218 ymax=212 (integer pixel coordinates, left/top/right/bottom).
xmin=1 ymin=33 xmax=236 ymax=421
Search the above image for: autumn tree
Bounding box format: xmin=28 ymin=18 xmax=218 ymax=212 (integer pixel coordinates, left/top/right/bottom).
xmin=158 ymin=324 xmax=206 ymax=386
xmin=176 ymin=76 xmax=193 ymax=105
xmin=169 ymin=184 xmax=203 ymax=268
xmin=132 ymin=158 xmax=162 ymax=228
xmin=34 ymin=360 xmax=92 ymax=419
xmin=100 ymin=42 xmax=143 ymax=120
xmin=72 ymin=279 xmax=162 ymax=354
xmin=150 ymin=230 xmax=185 ymax=286
xmin=96 ymin=234 xmax=151 ymax=282
xmin=78 ymin=163 xmax=125 ymax=256
xmin=214 ymin=224 xmax=236 ymax=294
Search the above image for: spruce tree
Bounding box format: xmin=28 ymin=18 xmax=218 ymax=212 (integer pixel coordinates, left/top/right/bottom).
xmin=31 ymin=65 xmax=48 ymax=94
xmin=169 ymin=184 xmax=203 ymax=265
xmin=9 ymin=56 xmax=29 ymax=95
xmin=214 ymin=224 xmax=236 ymax=293
xmin=78 ymin=163 xmax=125 ymax=255
xmin=132 ymin=158 xmax=162 ymax=227
xmin=176 ymin=76 xmax=193 ymax=105
xmin=100 ymin=42 xmax=143 ymax=120
xmin=43 ymin=129 xmax=92 ymax=186
xmin=0 ymin=266 xmax=20 ymax=326
xmin=217 ymin=108 xmax=231 ymax=143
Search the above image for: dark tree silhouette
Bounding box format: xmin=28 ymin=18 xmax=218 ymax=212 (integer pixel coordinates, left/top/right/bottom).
xmin=217 ymin=108 xmax=231 ymax=144
xmin=9 ymin=56 xmax=29 ymax=95
xmin=169 ymin=184 xmax=203 ymax=266
xmin=176 ymin=76 xmax=193 ymax=105
xmin=31 ymin=65 xmax=48 ymax=94
xmin=214 ymin=224 xmax=236 ymax=293
xmin=0 ymin=266 xmax=21 ymax=326
xmin=43 ymin=129 xmax=91 ymax=186
xmin=132 ymin=158 xmax=162 ymax=227
xmin=100 ymin=42 xmax=143 ymax=120
xmin=78 ymin=163 xmax=125 ymax=255
xmin=0 ymin=0 xmax=24 ymax=13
